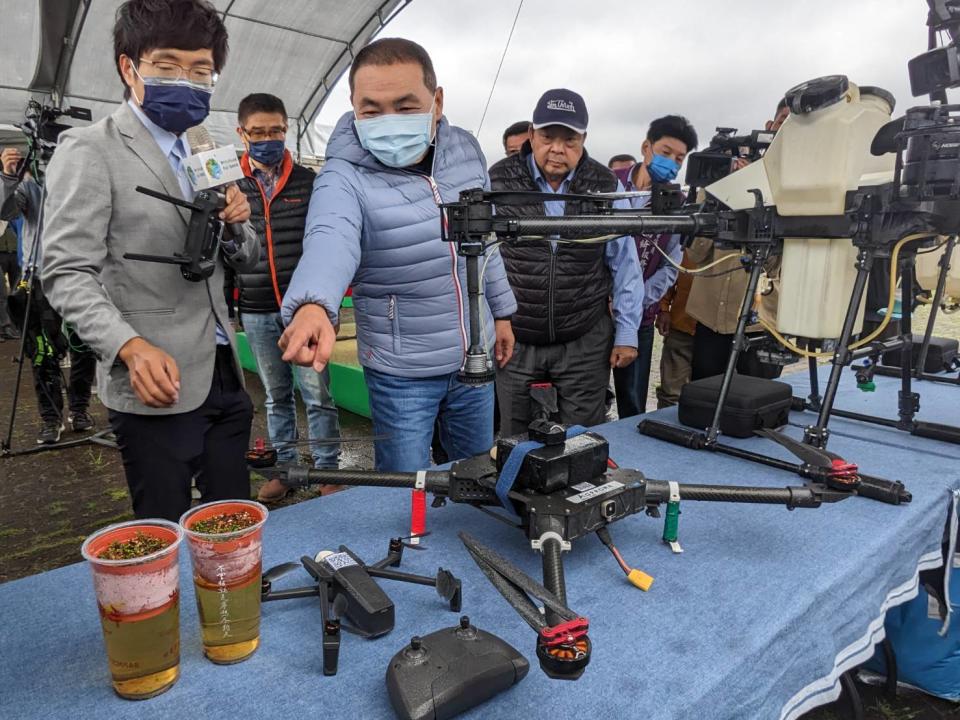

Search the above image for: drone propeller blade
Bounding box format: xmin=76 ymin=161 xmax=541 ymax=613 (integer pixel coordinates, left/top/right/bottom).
xmin=396 ymin=531 xmax=431 ymax=549
xmin=756 ymin=428 xmax=839 ymax=467
xmin=459 ymin=532 xmax=579 ymax=629
xmin=262 ymin=562 xmax=302 ymax=584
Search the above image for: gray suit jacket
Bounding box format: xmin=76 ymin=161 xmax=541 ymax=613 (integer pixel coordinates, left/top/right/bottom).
xmin=41 ymin=103 xmax=259 ymax=415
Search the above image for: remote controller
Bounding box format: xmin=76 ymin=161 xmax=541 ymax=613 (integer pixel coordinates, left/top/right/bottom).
xmin=385 ymin=616 xmax=529 ymax=720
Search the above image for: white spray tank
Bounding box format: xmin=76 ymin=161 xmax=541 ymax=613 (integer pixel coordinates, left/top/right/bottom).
xmin=915 ymin=243 xmax=960 ymax=299
xmin=706 ymin=76 xmax=897 ymax=339
xmin=767 ymin=78 xmax=897 ymax=339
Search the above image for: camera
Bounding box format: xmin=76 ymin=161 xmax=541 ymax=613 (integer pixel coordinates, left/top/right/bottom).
xmin=908 ymin=0 xmax=960 ymax=97
xmin=684 ymin=127 xmax=775 ymax=190
xmin=14 ymin=100 xmax=91 ymax=177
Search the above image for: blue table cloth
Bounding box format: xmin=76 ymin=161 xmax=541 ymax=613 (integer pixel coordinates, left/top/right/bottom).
xmin=1 ymin=369 xmax=958 ymax=720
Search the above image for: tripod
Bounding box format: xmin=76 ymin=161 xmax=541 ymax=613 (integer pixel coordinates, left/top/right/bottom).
xmin=1 ymin=177 xmax=115 ymax=458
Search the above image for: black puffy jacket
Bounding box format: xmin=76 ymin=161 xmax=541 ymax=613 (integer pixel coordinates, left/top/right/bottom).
xmin=235 ymin=153 xmax=314 ymax=313
xmin=488 ymin=143 xmax=617 ymax=345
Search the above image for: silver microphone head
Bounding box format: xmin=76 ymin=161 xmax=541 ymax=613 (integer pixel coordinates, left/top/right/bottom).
xmin=186 ymin=125 xmax=216 ymax=154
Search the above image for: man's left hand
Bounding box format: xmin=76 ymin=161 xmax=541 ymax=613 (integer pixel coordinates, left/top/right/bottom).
xmin=220 ymin=185 xmax=251 ymax=224
xmin=610 ymin=345 xmax=638 ymax=368
xmin=494 ymin=319 xmax=515 ymax=368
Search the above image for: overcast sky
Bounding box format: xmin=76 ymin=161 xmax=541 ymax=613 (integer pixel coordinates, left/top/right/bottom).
xmin=316 ymin=0 xmax=931 ymax=165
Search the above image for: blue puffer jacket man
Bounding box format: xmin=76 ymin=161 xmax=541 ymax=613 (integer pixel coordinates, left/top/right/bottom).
xmin=281 ymin=38 xmax=517 ymax=472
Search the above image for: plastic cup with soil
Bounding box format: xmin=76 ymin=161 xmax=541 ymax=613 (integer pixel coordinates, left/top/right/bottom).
xmin=179 ymin=500 xmax=268 ymax=664
xmin=81 ymin=519 xmax=184 ymax=700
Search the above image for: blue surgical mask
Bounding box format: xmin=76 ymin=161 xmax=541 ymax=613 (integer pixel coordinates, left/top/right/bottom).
xmin=354 ymin=102 xmax=436 ymax=168
xmin=248 ymin=139 xmax=285 ymax=167
xmin=134 ymin=67 xmax=212 ymax=135
xmin=647 ymin=153 xmax=680 ymax=183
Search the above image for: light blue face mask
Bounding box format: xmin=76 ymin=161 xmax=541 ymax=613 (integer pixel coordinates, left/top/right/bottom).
xmin=647 ymin=153 xmax=680 ymax=183
xmin=354 ymin=101 xmax=436 ymax=168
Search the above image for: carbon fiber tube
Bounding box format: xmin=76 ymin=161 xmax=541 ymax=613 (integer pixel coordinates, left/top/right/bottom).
xmin=873 ymin=364 xmax=960 ymax=384
xmin=540 ymin=538 xmax=567 ymax=627
xmin=856 ymin=475 xmax=912 ymax=504
xmin=645 ymin=480 xmax=822 ymax=508
xmin=912 ymin=420 xmax=960 ymax=445
xmin=504 ymin=214 xmax=709 ymax=237
xmin=285 ymin=467 xmax=450 ymax=492
xmin=637 ymin=419 xmax=707 ymax=449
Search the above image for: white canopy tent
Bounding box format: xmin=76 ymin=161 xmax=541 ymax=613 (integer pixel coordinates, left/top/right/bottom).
xmin=0 ymin=0 xmax=411 ymax=158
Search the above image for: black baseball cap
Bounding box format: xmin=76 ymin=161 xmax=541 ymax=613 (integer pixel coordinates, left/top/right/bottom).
xmin=532 ymin=88 xmax=588 ymax=134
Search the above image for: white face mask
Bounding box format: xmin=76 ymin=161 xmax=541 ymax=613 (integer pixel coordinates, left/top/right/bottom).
xmin=354 ymin=99 xmax=437 ymax=168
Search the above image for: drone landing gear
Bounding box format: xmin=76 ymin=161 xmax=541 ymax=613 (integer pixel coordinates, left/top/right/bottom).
xmin=261 ymin=535 xmax=462 ymax=676
xmin=795 ymin=248 xmax=960 ymax=446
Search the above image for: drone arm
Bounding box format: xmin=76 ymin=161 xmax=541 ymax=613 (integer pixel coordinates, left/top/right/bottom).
xmin=644 ymin=479 xmax=828 ymax=508
xmin=277 ymin=466 xmax=451 ymax=494
xmin=496 ymin=214 xmax=712 ymax=239
xmin=540 ymin=537 xmax=568 ymax=627
xmin=365 ymin=566 xmax=437 ymax=586
xmin=260 ymin=586 xmax=320 ymax=602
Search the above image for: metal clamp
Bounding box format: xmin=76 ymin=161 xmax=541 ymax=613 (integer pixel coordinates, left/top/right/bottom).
xmin=531 ymin=531 xmax=572 ymax=553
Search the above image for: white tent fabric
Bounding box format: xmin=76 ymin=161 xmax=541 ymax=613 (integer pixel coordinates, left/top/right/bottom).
xmin=0 ymin=0 xmax=410 ymax=157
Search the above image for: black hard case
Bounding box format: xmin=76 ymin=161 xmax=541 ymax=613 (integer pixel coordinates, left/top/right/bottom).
xmin=881 ymin=335 xmax=959 ymax=373
xmin=678 ymin=374 xmax=793 ymax=438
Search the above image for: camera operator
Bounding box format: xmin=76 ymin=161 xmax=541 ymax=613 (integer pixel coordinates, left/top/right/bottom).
xmin=2 ymin=147 xmax=97 ymax=442
xmin=279 ymin=39 xmax=516 ymax=473
xmin=40 ymin=0 xmax=259 ymax=521
xmin=489 ymin=89 xmax=643 ymax=433
xmin=687 ymin=98 xmax=788 ymax=380
xmin=610 ymin=115 xmax=699 ymax=416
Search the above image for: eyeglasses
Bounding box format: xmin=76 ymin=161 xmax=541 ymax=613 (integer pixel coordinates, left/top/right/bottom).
xmin=138 ymin=58 xmax=219 ymax=88
xmin=242 ymin=127 xmax=287 ymax=141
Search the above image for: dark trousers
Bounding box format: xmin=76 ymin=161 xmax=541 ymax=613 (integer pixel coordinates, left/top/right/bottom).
xmin=0 ymin=251 xmax=17 ymax=290
xmin=32 ymin=326 xmax=96 ymax=422
xmin=0 ymin=252 xmax=18 ymax=331
xmin=691 ymin=324 xmax=783 ymax=381
xmin=497 ymin=315 xmax=613 ymax=437
xmin=108 ymin=345 xmax=254 ymax=522
xmin=613 ymin=323 xmax=656 ymax=418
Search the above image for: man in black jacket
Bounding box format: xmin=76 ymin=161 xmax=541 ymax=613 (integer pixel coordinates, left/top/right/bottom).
xmin=489 ymin=89 xmax=644 ymax=435
xmin=235 ymin=94 xmax=340 ymax=501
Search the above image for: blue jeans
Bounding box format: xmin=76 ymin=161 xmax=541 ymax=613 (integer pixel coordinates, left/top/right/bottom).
xmin=242 ymin=312 xmax=340 ymax=468
xmin=363 ymin=367 xmax=494 ymax=472
xmin=612 ymin=323 xmax=656 ymax=418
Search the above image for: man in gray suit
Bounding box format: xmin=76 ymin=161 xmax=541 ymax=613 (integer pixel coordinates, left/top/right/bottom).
xmin=40 ymin=0 xmax=259 ymax=521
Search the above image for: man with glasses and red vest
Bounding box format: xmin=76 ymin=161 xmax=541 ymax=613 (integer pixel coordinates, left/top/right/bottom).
xmin=234 ymin=93 xmax=340 ymax=502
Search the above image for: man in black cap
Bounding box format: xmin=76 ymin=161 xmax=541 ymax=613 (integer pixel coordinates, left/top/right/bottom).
xmin=489 ymin=89 xmax=644 ymax=435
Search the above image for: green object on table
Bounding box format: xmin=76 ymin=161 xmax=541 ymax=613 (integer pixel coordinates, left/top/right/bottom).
xmin=235 ymin=331 xmax=371 ymax=418
xmin=663 ymin=500 xmax=681 ymax=544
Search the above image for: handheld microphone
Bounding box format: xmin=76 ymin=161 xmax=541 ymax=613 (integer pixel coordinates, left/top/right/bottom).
xmin=184 ymin=125 xmax=244 ymax=191
xmin=185 ymin=125 xmax=245 ymax=238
